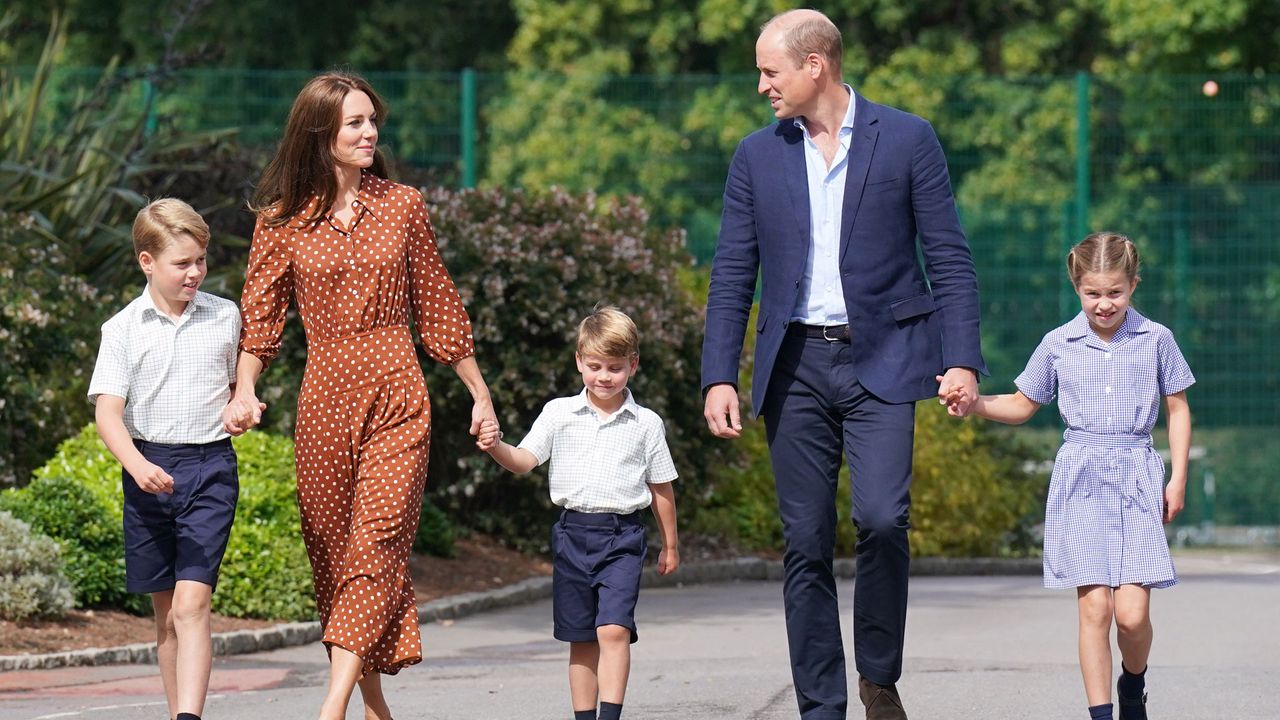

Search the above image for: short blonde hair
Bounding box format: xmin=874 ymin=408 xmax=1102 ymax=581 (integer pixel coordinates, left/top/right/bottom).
xmin=1066 ymin=231 xmax=1141 ymax=287
xmin=132 ymin=198 xmax=210 ymax=258
xmin=576 ymin=305 xmax=639 ymax=359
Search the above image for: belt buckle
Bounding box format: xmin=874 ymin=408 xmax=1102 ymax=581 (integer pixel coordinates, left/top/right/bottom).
xmin=822 ymin=324 xmax=846 ymax=342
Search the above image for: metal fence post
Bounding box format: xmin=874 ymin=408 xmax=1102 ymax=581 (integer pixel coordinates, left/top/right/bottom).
xmin=1073 ymin=71 xmax=1090 ymax=242
xmin=460 ymin=68 xmax=477 ymax=189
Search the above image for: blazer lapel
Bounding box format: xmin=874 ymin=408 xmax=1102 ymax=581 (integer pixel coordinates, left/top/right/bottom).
xmin=839 ymin=92 xmax=879 ymax=265
xmin=780 ymin=120 xmax=810 ymax=243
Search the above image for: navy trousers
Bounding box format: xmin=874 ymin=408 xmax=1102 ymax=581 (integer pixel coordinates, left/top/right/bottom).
xmin=761 ymin=328 xmax=916 ymax=720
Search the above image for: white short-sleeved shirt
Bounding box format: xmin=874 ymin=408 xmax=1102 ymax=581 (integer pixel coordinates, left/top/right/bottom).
xmin=518 ymin=388 xmax=678 ymax=514
xmin=87 ymin=288 xmax=241 ymax=444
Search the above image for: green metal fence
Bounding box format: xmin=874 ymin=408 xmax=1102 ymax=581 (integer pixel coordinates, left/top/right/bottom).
xmin=31 ymin=67 xmax=1280 ymax=529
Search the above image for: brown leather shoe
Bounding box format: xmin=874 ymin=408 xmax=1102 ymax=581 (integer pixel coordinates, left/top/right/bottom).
xmin=858 ymin=675 xmax=908 ymax=720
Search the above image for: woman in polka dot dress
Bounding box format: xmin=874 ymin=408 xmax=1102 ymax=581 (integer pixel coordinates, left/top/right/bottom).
xmin=944 ymin=232 xmax=1194 ymax=720
xmin=223 ymin=72 xmax=498 ymax=720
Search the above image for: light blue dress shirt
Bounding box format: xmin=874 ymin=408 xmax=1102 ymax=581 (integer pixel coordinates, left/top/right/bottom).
xmin=791 ymin=85 xmax=856 ymax=325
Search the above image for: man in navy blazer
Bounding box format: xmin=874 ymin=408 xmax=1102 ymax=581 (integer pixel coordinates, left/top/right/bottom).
xmin=702 ymin=10 xmax=985 ymax=720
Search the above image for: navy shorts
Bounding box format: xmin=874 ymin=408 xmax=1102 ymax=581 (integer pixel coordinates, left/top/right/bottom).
xmin=551 ymin=509 xmax=646 ymax=644
xmin=122 ymin=438 xmax=238 ymax=594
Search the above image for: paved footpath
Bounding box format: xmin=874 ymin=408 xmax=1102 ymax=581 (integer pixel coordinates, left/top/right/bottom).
xmin=2 ymin=551 xmax=1277 ymax=719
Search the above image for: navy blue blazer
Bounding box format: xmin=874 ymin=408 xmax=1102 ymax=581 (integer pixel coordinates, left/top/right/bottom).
xmin=702 ymin=92 xmax=987 ymax=416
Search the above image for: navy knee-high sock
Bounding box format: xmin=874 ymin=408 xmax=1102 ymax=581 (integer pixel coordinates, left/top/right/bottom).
xmin=1088 ymin=703 xmax=1113 ymax=719
xmin=598 ymin=701 xmax=623 ymax=720
xmin=1118 ymin=663 xmax=1147 ymax=698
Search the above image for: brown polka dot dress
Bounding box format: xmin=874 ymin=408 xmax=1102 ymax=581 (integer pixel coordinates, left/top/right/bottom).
xmin=239 ymin=172 xmax=473 ymax=676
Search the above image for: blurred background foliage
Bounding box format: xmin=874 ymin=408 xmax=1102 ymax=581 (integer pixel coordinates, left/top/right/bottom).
xmin=1 ymin=0 xmax=1277 ymax=614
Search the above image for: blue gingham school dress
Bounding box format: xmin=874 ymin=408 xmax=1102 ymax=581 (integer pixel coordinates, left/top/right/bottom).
xmin=1016 ymin=309 xmax=1195 ymax=590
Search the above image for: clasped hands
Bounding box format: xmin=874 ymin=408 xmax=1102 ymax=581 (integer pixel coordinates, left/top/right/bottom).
xmin=935 ymin=367 xmax=979 ymax=417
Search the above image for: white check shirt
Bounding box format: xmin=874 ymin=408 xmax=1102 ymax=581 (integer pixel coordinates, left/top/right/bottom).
xmin=518 ymin=388 xmax=678 ymax=513
xmin=88 ymin=288 xmax=240 ymax=444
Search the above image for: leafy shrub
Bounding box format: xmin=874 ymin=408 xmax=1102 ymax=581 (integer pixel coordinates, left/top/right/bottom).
xmin=0 ymin=471 xmax=147 ymax=614
xmin=906 ymin=402 xmax=1044 ymax=557
xmin=3 ymin=425 xmax=317 ymax=620
xmin=0 ymin=510 xmax=75 ymax=620
xmin=417 ymin=186 xmax=739 ymax=545
xmin=414 ymin=496 xmax=456 ymax=558
xmin=212 ymin=430 xmax=315 ymax=621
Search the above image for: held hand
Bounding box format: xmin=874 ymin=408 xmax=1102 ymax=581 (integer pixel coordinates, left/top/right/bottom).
xmin=222 ymin=394 xmax=265 ymax=435
xmin=703 ymin=384 xmax=742 ymax=439
xmin=129 ymin=460 xmax=174 ymax=494
xmin=936 ymin=368 xmax=979 ymax=417
xmin=470 ymin=397 xmax=499 ymax=451
xmin=476 ymin=418 xmax=503 ymax=452
xmin=657 ymin=546 xmax=679 ymax=576
xmin=1164 ymin=482 xmax=1186 ymax=524
xmin=934 ymin=376 xmax=969 ymax=417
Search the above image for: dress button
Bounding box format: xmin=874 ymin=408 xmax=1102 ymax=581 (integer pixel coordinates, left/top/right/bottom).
xmin=1105 ymin=386 xmax=1112 ymax=394
xmin=1105 ymin=352 xmax=1112 ymax=359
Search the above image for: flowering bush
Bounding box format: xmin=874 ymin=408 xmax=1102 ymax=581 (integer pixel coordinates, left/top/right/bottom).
xmin=0 ymin=216 xmax=107 ymax=486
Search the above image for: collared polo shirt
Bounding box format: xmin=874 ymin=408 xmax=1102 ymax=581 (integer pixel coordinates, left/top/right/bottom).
xmin=518 ymin=388 xmax=678 ymax=514
xmin=88 ymin=287 xmax=241 ymax=443
xmin=791 ymin=84 xmax=857 ymax=325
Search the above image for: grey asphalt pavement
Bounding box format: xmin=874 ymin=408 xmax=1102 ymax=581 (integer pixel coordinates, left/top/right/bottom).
xmin=3 ymin=550 xmax=1276 ymax=719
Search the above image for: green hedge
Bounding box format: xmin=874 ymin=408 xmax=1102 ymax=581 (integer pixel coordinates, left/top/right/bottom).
xmin=1 ymin=425 xmax=461 ymax=620
xmin=0 ymin=427 xmax=311 ymax=619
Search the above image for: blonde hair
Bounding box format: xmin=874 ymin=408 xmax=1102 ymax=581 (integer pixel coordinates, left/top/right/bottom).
xmin=132 ymin=198 xmax=210 ymax=258
xmin=761 ymin=10 xmax=843 ymax=70
xmin=576 ymin=305 xmax=639 ymax=359
xmin=1066 ymin=231 xmax=1141 ymax=286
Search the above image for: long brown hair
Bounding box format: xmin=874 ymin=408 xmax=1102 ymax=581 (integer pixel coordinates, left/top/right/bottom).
xmin=249 ymin=71 xmax=389 ymax=227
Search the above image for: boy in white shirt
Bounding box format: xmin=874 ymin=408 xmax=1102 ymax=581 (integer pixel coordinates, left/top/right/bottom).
xmin=479 ymin=305 xmax=679 ymax=720
xmin=88 ymin=198 xmax=248 ymax=720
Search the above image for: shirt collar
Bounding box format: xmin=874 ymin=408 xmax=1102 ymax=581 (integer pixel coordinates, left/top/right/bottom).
xmin=1064 ymin=308 xmax=1152 ymax=343
xmin=287 ymin=170 xmax=391 ymax=230
xmin=352 ymin=170 xmax=391 ymax=221
xmin=572 ymin=386 xmax=639 ymax=422
xmin=137 ymin=285 xmax=208 ymax=323
xmin=792 ymin=84 xmax=857 ymax=140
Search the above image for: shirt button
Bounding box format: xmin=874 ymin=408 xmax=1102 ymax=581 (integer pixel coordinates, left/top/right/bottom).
xmin=1106 ymin=417 xmax=1112 ymax=423
xmin=1105 ymin=386 xmax=1112 ymax=394
xmin=1105 ymin=352 xmax=1112 ymax=359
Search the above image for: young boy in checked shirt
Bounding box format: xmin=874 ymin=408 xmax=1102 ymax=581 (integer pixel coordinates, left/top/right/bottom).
xmin=88 ymin=198 xmax=254 ymax=720
xmin=478 ymin=305 xmax=679 ymax=720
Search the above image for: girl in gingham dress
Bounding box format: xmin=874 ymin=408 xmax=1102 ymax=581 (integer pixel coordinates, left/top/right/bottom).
xmin=944 ymin=232 xmax=1193 ymax=720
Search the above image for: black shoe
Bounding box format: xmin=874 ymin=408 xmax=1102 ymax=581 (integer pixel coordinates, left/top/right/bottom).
xmin=857 ymin=675 xmax=907 ymax=720
xmin=1116 ymin=677 xmax=1148 ymax=720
